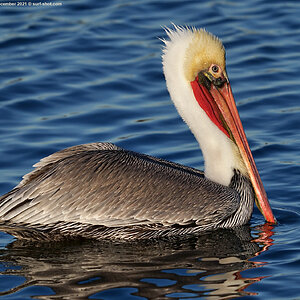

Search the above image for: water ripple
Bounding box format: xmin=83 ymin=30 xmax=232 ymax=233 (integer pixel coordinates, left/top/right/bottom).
xmin=0 ymin=0 xmax=299 ymax=299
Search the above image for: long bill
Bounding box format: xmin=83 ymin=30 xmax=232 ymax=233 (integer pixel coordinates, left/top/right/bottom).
xmin=191 ymin=77 xmax=276 ymax=224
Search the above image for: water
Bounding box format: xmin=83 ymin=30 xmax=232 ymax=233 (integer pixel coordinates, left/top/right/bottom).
xmin=0 ymin=0 xmax=299 ymax=299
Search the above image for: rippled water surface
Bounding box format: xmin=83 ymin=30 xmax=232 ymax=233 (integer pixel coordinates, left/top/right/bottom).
xmin=0 ymin=0 xmax=299 ymax=299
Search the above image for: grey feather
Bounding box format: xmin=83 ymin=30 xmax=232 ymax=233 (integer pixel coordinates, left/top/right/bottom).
xmin=0 ymin=142 xmax=253 ymax=240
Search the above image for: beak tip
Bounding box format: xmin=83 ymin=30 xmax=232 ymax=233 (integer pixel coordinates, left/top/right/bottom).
xmin=264 ymin=209 xmax=277 ymax=225
xmin=267 ymin=216 xmax=277 ymax=225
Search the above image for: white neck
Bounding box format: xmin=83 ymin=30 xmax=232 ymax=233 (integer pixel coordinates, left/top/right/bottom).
xmin=162 ymin=27 xmax=241 ymax=187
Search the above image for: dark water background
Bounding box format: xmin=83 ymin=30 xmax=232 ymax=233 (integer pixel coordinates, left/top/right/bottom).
xmin=0 ymin=0 xmax=299 ymax=299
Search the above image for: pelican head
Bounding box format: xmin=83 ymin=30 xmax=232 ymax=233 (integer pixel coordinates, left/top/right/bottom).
xmin=162 ymin=25 xmax=276 ymax=224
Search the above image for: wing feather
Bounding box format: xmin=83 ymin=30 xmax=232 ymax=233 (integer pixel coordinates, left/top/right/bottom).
xmin=0 ymin=143 xmax=239 ymax=229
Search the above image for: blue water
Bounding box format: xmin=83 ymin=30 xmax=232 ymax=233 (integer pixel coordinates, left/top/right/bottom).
xmin=0 ymin=0 xmax=299 ymax=299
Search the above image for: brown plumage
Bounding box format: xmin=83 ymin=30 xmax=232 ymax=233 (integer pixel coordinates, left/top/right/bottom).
xmin=0 ymin=143 xmax=253 ymax=240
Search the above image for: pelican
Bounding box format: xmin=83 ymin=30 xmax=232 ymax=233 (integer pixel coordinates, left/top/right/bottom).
xmin=0 ymin=26 xmax=276 ymax=241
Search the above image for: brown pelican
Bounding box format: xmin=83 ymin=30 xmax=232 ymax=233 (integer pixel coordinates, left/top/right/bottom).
xmin=0 ymin=26 xmax=276 ymax=241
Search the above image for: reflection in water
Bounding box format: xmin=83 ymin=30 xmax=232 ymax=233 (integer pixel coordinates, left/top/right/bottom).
xmin=0 ymin=225 xmax=274 ymax=299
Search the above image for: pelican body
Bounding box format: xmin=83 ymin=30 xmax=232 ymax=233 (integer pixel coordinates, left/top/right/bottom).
xmin=0 ymin=26 xmax=276 ymax=241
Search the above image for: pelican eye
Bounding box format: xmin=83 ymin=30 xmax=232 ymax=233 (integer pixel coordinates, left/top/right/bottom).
xmin=211 ymin=65 xmax=219 ymax=73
